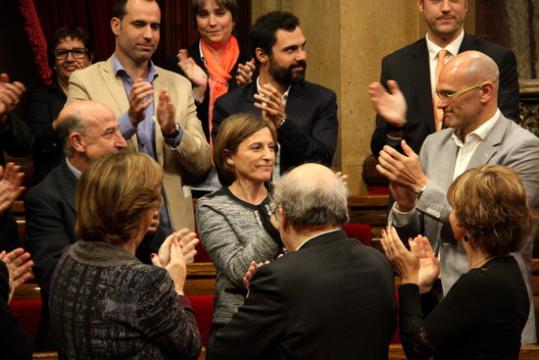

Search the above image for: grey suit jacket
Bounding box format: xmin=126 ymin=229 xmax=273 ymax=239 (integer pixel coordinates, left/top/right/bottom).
xmin=67 ymin=57 xmax=211 ymax=231
xmin=390 ymin=113 xmax=539 ymax=343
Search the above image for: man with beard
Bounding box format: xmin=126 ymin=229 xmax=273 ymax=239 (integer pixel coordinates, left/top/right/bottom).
xmin=212 ymin=11 xmax=338 ymax=175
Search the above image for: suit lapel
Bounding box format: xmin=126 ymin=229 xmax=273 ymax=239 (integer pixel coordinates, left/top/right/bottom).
xmin=100 ymin=57 xmax=131 ymax=114
xmin=457 ymin=33 xmax=476 ymax=53
xmin=436 ymin=134 xmax=459 ymax=189
xmin=466 ymin=115 xmax=506 ymax=169
xmin=410 ymin=40 xmax=435 ymax=133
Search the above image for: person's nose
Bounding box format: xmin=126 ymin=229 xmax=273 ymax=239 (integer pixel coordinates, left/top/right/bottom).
xmin=208 ymin=14 xmax=217 ymax=26
xmin=296 ymin=48 xmax=306 ymax=62
xmin=115 ymin=132 xmax=128 ymax=148
xmin=440 ymin=0 xmax=451 ymax=13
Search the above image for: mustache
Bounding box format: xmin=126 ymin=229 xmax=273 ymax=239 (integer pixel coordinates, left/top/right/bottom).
xmin=290 ymin=60 xmax=307 ymax=69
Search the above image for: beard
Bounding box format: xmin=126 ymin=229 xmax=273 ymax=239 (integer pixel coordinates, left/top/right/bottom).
xmin=269 ymin=57 xmax=307 ymax=87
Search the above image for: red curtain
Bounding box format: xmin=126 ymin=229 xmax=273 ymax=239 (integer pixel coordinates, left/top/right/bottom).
xmin=21 ymin=0 xmax=251 ymax=84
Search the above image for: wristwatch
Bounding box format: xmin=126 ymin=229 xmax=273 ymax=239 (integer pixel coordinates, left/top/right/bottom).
xmin=164 ymin=123 xmax=180 ymax=140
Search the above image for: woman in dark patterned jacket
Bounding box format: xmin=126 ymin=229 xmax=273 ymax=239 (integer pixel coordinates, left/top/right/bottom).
xmin=49 ymin=152 xmax=201 ymax=360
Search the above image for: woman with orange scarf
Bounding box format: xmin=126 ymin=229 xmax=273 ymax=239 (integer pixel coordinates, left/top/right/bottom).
xmin=165 ymin=0 xmax=254 ymax=196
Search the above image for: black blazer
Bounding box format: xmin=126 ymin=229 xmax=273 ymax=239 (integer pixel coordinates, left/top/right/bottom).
xmin=25 ymin=82 xmax=66 ymax=185
xmin=370 ymin=33 xmax=520 ymax=155
xmin=163 ymin=40 xmax=252 ymax=142
xmin=25 ymin=159 xmax=78 ymax=296
xmin=208 ymin=230 xmax=396 ymax=360
xmin=213 ymin=81 xmax=338 ymax=174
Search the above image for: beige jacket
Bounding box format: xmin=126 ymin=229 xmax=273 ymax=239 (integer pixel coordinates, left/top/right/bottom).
xmin=67 ymin=56 xmax=211 ymax=231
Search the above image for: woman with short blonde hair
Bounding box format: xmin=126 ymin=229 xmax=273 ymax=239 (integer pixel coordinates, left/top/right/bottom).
xmin=50 ymin=151 xmax=201 ymax=360
xmin=382 ymin=164 xmax=532 ymax=359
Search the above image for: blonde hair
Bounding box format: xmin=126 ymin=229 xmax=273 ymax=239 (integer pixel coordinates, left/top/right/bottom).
xmin=447 ymin=164 xmax=531 ymax=256
xmin=76 ymin=151 xmax=163 ymax=245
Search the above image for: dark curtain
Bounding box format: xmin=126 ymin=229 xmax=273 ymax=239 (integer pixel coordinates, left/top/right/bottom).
xmin=30 ymin=0 xmax=251 ymax=71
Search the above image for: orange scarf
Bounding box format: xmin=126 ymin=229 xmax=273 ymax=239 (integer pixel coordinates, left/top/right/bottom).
xmin=200 ymin=35 xmax=240 ymax=140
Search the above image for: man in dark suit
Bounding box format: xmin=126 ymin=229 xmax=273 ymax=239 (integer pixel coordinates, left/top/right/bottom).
xmin=208 ymin=163 xmax=396 ymax=360
xmin=370 ymin=0 xmax=519 ymax=156
xmin=372 ymin=51 xmax=538 ymax=343
xmin=25 ymin=100 xmax=131 ymax=349
xmin=213 ymin=11 xmax=338 ymax=175
xmin=0 ymin=73 xmax=33 ymax=251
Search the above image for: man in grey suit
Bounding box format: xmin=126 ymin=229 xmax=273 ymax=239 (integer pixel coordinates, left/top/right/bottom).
xmin=371 ymin=50 xmax=539 ymax=344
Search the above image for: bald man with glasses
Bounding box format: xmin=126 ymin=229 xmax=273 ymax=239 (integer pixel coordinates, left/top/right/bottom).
xmin=370 ymin=50 xmax=539 ymax=344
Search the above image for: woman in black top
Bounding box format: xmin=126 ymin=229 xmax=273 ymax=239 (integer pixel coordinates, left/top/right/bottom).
xmin=382 ymin=164 xmax=531 ymax=359
xmin=25 ymin=26 xmax=93 ymax=184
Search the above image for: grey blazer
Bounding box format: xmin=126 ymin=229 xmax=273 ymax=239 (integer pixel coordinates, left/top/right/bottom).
xmin=390 ymin=113 xmax=539 ymax=344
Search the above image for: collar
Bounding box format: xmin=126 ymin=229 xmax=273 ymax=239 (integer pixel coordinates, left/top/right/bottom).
xmin=65 ymin=157 xmax=82 ymax=180
xmin=426 ymin=30 xmax=464 ymax=60
xmin=256 ymin=76 xmax=291 ymax=102
xmin=452 ymin=109 xmax=501 ymax=146
xmin=69 ymin=240 xmax=140 ymax=267
xmin=295 ymin=228 xmax=341 ymax=251
xmin=111 ymin=54 xmax=159 ymax=82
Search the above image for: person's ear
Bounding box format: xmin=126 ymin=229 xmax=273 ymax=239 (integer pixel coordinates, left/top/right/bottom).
xmin=417 ymin=0 xmax=424 ymax=13
xmin=70 ymin=133 xmax=85 ymax=153
xmin=255 ymin=48 xmax=269 ymax=65
xmin=111 ymin=17 xmax=121 ymax=36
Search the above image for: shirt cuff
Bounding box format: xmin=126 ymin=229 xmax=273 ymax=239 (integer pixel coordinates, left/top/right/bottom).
xmin=390 ymin=202 xmax=416 ymax=227
xmin=118 ymin=112 xmax=137 ymax=139
xmin=164 ymin=126 xmax=184 ymax=149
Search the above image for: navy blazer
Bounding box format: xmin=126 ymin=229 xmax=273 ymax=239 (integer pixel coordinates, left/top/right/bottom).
xmin=208 ymin=230 xmax=396 ymax=360
xmin=213 ymin=81 xmax=338 ymax=174
xmin=371 ymin=33 xmax=520 ymax=155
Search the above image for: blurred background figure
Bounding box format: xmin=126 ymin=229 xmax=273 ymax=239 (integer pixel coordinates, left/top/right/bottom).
xmin=196 ymin=113 xmax=282 ymax=333
xmin=25 ymin=26 xmax=93 ymax=185
xmin=382 ymin=165 xmax=531 ymax=359
xmin=49 ymin=151 xmax=201 ymax=360
xmin=165 ymin=0 xmax=254 ymax=195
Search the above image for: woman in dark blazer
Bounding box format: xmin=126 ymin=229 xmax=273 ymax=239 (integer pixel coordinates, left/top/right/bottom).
xmin=49 ymin=152 xmax=201 ymax=360
xmin=382 ymin=164 xmax=531 ymax=359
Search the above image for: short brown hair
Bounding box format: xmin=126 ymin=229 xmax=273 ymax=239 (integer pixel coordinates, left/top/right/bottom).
xmin=447 ymin=164 xmax=532 ymax=256
xmin=213 ymin=113 xmax=277 ymax=186
xmin=76 ymin=151 xmax=163 ymax=245
xmin=192 ymin=0 xmax=239 ymax=23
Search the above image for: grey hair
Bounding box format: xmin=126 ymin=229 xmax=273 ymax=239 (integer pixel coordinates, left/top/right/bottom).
xmin=56 ymin=113 xmax=87 ymax=157
xmin=273 ymin=169 xmax=349 ymax=227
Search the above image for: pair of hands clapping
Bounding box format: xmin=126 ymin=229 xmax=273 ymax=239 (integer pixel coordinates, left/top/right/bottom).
xmin=0 ymin=248 xmax=34 ymax=304
xmin=151 ymin=229 xmax=199 ymax=295
xmin=381 ymin=226 xmax=440 ymax=294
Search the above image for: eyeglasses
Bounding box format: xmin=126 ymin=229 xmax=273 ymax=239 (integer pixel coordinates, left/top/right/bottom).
xmin=54 ymin=48 xmax=88 ymax=60
xmin=436 ymin=81 xmax=487 ymax=101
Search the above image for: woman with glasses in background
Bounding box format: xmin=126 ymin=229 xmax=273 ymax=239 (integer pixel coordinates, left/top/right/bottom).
xmin=25 ymin=26 xmax=93 ymax=184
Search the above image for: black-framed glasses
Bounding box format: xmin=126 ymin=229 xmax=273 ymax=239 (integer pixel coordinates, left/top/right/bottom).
xmin=54 ymin=48 xmax=88 ymax=60
xmin=436 ymin=81 xmax=487 ymax=101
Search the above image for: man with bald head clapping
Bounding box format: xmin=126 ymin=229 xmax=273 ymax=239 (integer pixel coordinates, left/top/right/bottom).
xmin=370 ymin=50 xmax=539 ymax=344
